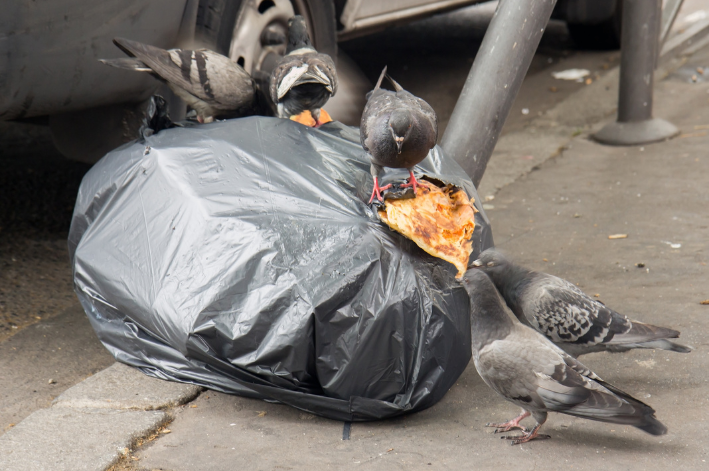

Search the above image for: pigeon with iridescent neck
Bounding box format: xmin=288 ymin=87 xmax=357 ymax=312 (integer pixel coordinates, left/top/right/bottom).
xmin=360 ymin=66 xmax=438 ymax=204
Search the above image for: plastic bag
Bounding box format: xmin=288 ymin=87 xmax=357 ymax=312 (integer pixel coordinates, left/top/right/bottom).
xmin=69 ymin=117 xmax=493 ymax=421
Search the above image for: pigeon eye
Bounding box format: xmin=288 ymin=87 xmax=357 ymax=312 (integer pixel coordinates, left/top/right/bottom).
xmin=487 ymin=262 xmax=495 ymax=267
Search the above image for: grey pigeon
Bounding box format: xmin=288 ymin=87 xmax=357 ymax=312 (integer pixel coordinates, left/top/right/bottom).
xmin=462 ymin=269 xmax=667 ymax=445
xmin=269 ymin=16 xmax=337 ymax=125
xmin=101 ymin=38 xmax=257 ymax=123
xmin=360 ymin=66 xmax=438 ymax=203
xmin=471 ymin=248 xmax=691 ymax=357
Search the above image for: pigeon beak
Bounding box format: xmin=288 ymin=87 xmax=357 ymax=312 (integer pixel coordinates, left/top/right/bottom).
xmin=471 ymin=259 xmax=483 ymax=267
xmin=395 ymin=137 xmax=404 ymax=154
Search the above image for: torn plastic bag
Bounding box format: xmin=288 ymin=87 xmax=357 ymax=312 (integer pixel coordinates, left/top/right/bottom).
xmin=68 ymin=117 xmax=493 ymax=421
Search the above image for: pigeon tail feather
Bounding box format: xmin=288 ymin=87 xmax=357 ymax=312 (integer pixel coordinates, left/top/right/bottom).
xmin=385 ymin=74 xmax=404 ymax=92
xmin=113 ymin=37 xmax=147 ymax=59
xmin=374 ymin=66 xmax=388 ymax=90
xmin=621 ymin=321 xmax=680 ymax=341
xmin=366 ymin=66 xmax=388 ymax=101
xmin=607 ymin=321 xmax=691 ymax=352
xmin=99 ymin=57 xmax=152 ymax=72
xmin=594 ymin=379 xmax=668 ymax=436
xmin=635 ymin=416 xmax=669 ymax=436
xmin=610 ymin=339 xmax=692 ymax=353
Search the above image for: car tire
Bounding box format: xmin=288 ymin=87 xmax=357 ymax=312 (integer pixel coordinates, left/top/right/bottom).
xmin=195 ymin=0 xmax=337 ymax=115
xmin=195 ymin=0 xmax=337 ymax=68
xmin=566 ymin=1 xmax=622 ymax=50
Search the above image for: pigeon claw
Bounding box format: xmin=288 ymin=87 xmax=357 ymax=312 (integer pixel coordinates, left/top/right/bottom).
xmin=399 ymin=170 xmax=419 ymax=193
xmin=485 ymin=410 xmax=531 ymax=432
xmin=368 ymin=177 xmax=393 ymax=204
xmin=491 ymin=425 xmax=527 ymax=434
xmin=499 ymin=423 xmax=549 ymax=446
xmin=503 ymin=433 xmax=551 ymax=446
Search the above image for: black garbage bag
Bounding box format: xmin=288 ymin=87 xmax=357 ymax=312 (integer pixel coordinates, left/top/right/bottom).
xmin=68 ymin=117 xmax=493 ymax=421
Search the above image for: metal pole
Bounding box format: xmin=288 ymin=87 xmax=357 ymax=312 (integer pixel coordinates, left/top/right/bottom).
xmin=593 ymin=0 xmax=679 ymax=146
xmin=440 ymin=0 xmax=557 ymax=188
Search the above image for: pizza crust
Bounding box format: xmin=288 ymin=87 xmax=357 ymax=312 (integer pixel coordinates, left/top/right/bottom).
xmin=378 ymin=179 xmax=477 ymax=278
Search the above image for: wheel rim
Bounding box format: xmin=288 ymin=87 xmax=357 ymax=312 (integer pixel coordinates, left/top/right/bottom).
xmin=227 ymin=0 xmax=319 ymax=78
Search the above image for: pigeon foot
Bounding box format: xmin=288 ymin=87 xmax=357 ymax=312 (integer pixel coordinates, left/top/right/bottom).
xmin=486 ymin=410 xmax=530 ymax=432
xmin=369 ymin=177 xmax=392 ymax=204
xmin=500 ymin=423 xmax=550 ymax=445
xmin=399 ymin=170 xmax=419 ymax=192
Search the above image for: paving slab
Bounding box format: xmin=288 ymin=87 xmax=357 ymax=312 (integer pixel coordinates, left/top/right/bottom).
xmin=0 ymin=305 xmax=114 ymax=435
xmin=53 ymin=362 xmax=202 ymax=411
xmin=0 ymin=407 xmax=168 ymax=471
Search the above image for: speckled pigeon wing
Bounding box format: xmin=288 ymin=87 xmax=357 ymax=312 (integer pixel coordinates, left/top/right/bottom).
xmin=522 ymin=275 xmax=631 ymax=346
xmin=114 ymin=38 xmax=254 ymax=111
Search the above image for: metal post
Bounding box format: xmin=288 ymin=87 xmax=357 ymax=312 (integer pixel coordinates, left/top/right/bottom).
xmin=593 ymin=0 xmax=679 ymax=146
xmin=440 ymin=0 xmax=557 ymax=188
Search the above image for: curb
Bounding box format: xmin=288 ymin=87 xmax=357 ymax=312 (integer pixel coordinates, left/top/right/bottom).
xmin=0 ymin=363 xmax=202 ymax=471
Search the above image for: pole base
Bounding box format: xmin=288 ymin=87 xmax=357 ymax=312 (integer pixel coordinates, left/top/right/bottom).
xmin=592 ymin=118 xmax=680 ymax=146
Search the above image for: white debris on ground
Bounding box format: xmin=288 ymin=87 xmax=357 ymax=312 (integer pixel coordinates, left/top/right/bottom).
xmin=682 ymin=10 xmax=707 ymax=24
xmin=551 ymin=68 xmax=590 ymax=81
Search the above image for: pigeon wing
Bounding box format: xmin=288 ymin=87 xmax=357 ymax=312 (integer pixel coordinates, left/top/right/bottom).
xmin=416 ymin=96 xmax=439 ymax=143
xmin=474 ymin=328 xmax=560 ymax=411
xmin=535 ymin=343 xmax=667 ymax=434
xmin=393 ymin=88 xmax=438 ymax=145
xmin=185 ymin=50 xmax=256 ymax=110
xmin=99 ymin=57 xmax=153 ymax=73
xmin=113 ymin=38 xmax=254 ymax=112
xmin=306 ymin=54 xmax=337 ymax=96
xmin=523 ymin=274 xmax=631 ymax=346
xmin=272 ymin=60 xmax=308 ymax=102
xmin=360 ymin=93 xmax=396 ymax=153
xmin=270 ymin=52 xmax=337 ymax=103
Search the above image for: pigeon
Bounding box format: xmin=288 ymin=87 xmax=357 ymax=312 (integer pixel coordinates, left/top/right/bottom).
xmin=360 ymin=66 xmax=438 ymax=204
xmin=101 ymin=38 xmax=258 ymax=123
xmin=470 ymin=248 xmax=692 ymax=357
xmin=462 ymin=269 xmax=667 ymax=445
xmin=269 ymin=16 xmax=337 ymax=125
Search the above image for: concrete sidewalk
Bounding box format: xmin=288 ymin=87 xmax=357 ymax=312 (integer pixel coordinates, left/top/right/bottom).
xmin=2 ymin=40 xmax=708 ymax=471
xmin=125 ymin=54 xmax=709 ymax=471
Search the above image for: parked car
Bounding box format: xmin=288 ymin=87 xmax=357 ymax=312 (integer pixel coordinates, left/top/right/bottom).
xmin=0 ymin=0 xmax=621 ymax=162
